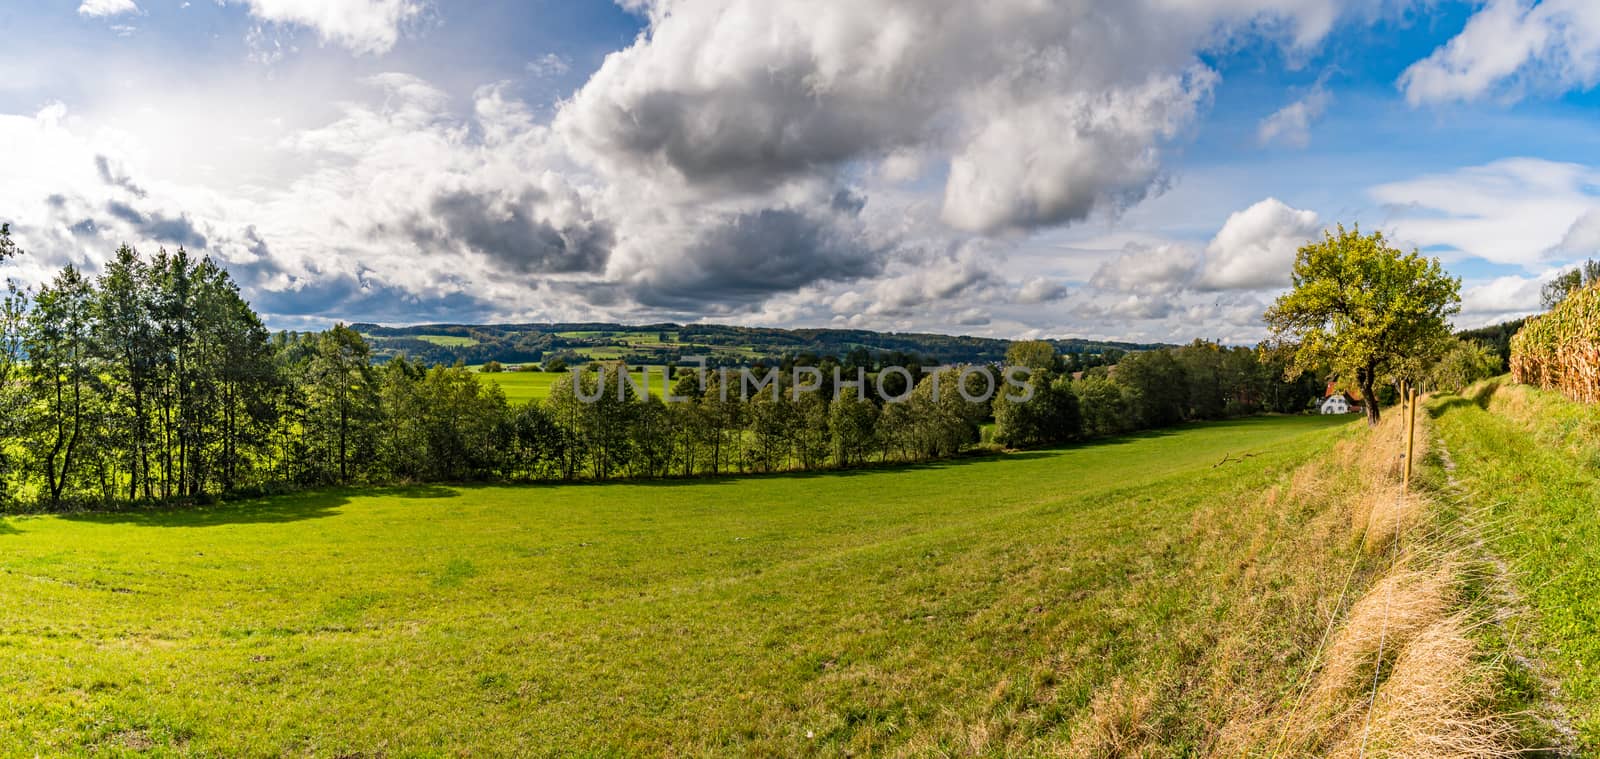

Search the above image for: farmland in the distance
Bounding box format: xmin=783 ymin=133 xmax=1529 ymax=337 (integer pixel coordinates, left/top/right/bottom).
xmin=0 ymin=415 xmax=1350 ymax=755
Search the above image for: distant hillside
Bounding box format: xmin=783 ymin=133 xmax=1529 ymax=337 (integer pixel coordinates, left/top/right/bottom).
xmin=346 ymin=321 xmax=1172 ymax=367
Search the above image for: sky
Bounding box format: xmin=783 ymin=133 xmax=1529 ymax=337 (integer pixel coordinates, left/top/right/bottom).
xmin=2 ymin=0 xmax=1599 ymax=344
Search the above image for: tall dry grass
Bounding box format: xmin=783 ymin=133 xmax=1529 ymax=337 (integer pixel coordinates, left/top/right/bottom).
xmin=1215 ymin=405 xmax=1520 ymax=758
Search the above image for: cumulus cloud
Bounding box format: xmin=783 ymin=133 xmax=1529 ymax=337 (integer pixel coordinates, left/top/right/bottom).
xmin=78 ymin=0 xmax=139 ymax=18
xmin=828 ymin=243 xmax=1002 ymax=320
xmin=1458 ymin=274 xmax=1547 ymax=327
xmin=621 ymin=207 xmax=884 ymax=310
xmin=1091 ymin=242 xmax=1202 ymax=295
xmin=1400 ymin=0 xmax=1600 ymax=104
xmin=1257 ymin=82 xmax=1331 ymax=147
xmin=1017 ymin=279 xmax=1070 ymax=304
xmin=225 ymin=0 xmax=426 ymax=55
xmin=1198 ymin=197 xmax=1321 ymax=289
xmin=559 ymin=0 xmax=1388 ymax=237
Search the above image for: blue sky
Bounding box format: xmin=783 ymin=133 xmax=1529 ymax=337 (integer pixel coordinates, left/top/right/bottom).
xmin=3 ymin=0 xmax=1599 ymax=343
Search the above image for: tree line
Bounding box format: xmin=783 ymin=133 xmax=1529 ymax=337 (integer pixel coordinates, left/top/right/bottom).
xmin=1 ymin=240 xmax=1327 ymax=511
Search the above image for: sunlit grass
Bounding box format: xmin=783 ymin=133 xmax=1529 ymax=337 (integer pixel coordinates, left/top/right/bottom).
xmin=0 ymin=415 xmax=1354 ymax=755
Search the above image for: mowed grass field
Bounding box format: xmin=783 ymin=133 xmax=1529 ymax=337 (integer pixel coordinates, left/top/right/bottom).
xmin=0 ymin=415 xmax=1354 ymax=755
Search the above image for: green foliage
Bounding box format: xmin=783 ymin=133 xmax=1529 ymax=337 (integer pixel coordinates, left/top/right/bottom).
xmin=1428 ymin=337 xmax=1503 ymax=393
xmin=993 ymin=371 xmax=1079 ymax=448
xmin=1004 ymin=339 xmax=1059 ymax=373
xmin=1265 ymin=224 xmax=1461 ymax=425
xmin=1541 ymin=259 xmax=1600 ymax=310
xmin=1458 ymin=317 xmax=1527 ymax=367
xmin=481 ymin=360 xmax=503 ymax=373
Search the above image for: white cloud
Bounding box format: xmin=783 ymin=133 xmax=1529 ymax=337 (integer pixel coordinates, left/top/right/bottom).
xmin=77 ymin=0 xmax=139 ymax=17
xmin=526 ymin=54 xmax=571 ymax=78
xmin=1400 ymin=0 xmax=1600 ymax=104
xmin=1198 ymin=197 xmax=1321 ymax=289
xmin=1090 ymin=242 xmax=1202 ymax=295
xmin=1458 ymin=274 xmax=1547 ymax=327
xmin=558 ymin=0 xmax=1394 ymax=238
xmin=1557 ymin=209 xmax=1600 ymax=254
xmin=226 ymin=0 xmax=426 ymax=55
xmin=1017 ymin=279 xmax=1070 ymax=304
xmin=1371 ymin=158 xmax=1600 ymax=267
xmin=1257 ymin=83 xmax=1330 ymax=147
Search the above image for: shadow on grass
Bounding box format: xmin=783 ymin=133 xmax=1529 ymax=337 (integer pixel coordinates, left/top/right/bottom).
xmin=24 ymin=416 xmax=1328 ymax=523
xmin=56 ymin=490 xmax=351 ymax=528
xmin=0 ymin=518 xmax=18 ymax=536
xmin=1428 ymin=379 xmax=1504 ymax=420
xmin=50 ymin=485 xmax=440 ymax=528
xmin=479 ymin=416 xmax=1313 ymax=493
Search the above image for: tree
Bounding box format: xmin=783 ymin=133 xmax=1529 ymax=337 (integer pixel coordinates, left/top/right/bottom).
xmin=829 ymin=393 xmax=878 ymax=466
xmin=1005 ymin=340 xmax=1060 ymax=374
xmin=0 ymin=280 xmax=28 ymax=504
xmin=482 ymin=360 xmax=504 ymax=373
xmin=994 ymin=372 xmax=1078 ymax=448
xmin=25 ymin=266 xmax=102 ymax=504
xmin=1541 ymin=259 xmax=1600 ymax=310
xmin=1428 ymin=337 xmax=1503 ymax=393
xmin=1116 ymin=350 xmax=1186 ymax=428
xmin=1265 ymin=225 xmax=1460 ymax=426
xmin=306 ymin=325 xmax=378 ymax=483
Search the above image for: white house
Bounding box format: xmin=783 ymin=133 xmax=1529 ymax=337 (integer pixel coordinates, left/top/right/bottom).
xmin=1320 ymin=394 xmax=1353 ymax=415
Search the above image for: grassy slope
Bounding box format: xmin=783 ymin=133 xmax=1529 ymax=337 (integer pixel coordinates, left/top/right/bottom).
xmin=0 ymin=416 xmax=1354 ymax=756
xmin=1431 ymin=379 xmax=1600 ymax=748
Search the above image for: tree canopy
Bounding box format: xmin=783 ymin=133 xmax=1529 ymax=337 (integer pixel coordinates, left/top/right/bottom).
xmin=1265 ymin=225 xmax=1460 ymax=426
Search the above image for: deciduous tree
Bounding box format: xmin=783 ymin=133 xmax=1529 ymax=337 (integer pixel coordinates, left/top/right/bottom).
xmin=1265 ymin=225 xmax=1460 ymax=426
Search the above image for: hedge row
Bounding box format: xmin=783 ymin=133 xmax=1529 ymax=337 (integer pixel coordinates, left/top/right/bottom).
xmin=1511 ymin=285 xmax=1600 ymax=403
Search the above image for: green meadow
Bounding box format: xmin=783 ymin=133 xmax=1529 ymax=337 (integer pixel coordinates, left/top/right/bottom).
xmin=0 ymin=415 xmax=1356 ymax=755
xmin=478 ymin=367 xmax=664 ymax=404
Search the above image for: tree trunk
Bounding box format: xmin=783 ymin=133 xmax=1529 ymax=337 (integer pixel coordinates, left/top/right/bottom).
xmin=1359 ymin=367 xmax=1381 ymax=428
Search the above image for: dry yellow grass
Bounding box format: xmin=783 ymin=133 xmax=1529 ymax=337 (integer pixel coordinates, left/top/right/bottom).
xmin=1216 ymin=403 xmax=1520 ymax=758
xmin=1334 ymin=614 xmax=1517 ymax=759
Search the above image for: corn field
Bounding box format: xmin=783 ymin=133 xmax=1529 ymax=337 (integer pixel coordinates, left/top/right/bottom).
xmin=1510 ymin=285 xmax=1600 ymax=403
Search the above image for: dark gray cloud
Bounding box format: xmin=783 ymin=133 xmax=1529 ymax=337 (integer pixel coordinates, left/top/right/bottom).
xmin=233 ymin=263 xmax=496 ymax=325
xmin=626 ymin=208 xmax=885 ymax=310
xmin=566 ymin=75 xmax=930 ymax=193
xmin=94 ymin=155 xmax=147 ymax=197
xmin=105 ymin=201 xmax=208 ymax=249
xmin=405 ymin=189 xmax=611 ymax=274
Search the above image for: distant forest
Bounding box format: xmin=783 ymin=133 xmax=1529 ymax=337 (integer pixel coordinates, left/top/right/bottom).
xmin=350 ymin=321 xmax=1171 ymax=369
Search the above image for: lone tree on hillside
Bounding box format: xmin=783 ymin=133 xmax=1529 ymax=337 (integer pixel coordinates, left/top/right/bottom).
xmin=1265 ymin=225 xmax=1460 ymax=427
